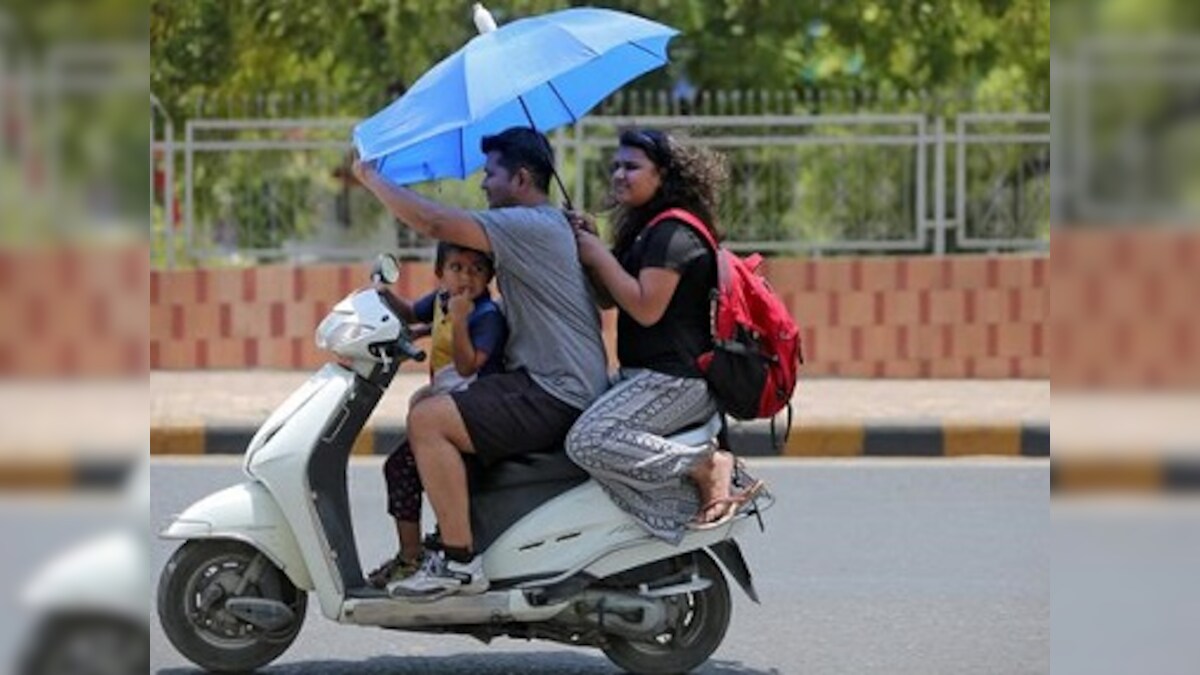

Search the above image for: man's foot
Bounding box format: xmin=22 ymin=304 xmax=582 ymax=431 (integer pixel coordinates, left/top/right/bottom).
xmin=693 ymin=449 xmax=735 ymax=524
xmin=387 ymin=551 xmax=488 ymax=601
xmin=367 ymin=554 xmax=420 ymax=589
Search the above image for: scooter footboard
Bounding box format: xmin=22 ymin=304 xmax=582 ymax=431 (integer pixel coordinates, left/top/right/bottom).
xmin=160 ymin=481 xmax=314 ymax=591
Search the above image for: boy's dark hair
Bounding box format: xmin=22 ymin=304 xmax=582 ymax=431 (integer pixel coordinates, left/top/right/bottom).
xmin=480 ymin=127 xmax=554 ymax=193
xmin=434 ymin=241 xmax=494 ymax=276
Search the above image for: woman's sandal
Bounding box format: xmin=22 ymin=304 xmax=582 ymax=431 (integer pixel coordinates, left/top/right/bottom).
xmin=688 ymin=479 xmax=767 ymax=531
xmin=731 ymin=456 xmax=752 ymax=487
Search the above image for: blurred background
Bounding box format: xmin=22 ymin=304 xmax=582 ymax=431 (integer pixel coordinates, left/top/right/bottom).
xmin=1051 ymin=4 xmax=1200 ymax=675
xmin=1 ymin=0 xmax=1198 ymax=672
xmin=0 ymin=0 xmax=147 ymax=672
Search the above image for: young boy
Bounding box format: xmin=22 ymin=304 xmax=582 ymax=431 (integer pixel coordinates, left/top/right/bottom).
xmin=368 ymin=242 xmax=506 ymax=588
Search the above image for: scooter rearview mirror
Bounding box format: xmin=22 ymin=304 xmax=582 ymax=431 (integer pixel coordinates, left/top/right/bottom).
xmin=372 ymin=253 xmax=400 ymax=285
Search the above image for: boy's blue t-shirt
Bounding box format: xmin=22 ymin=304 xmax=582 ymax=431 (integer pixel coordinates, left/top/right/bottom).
xmin=412 ymin=290 xmax=507 ymax=376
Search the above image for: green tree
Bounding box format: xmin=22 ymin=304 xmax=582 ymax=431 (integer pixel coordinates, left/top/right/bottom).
xmin=152 ymin=0 xmax=1051 ymax=119
xmin=150 ymin=0 xmax=1052 ymax=258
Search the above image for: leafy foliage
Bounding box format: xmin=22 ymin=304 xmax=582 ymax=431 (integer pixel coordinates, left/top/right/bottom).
xmin=152 ymin=0 xmax=1049 ymax=120
xmin=150 ymin=0 xmax=1050 ymax=260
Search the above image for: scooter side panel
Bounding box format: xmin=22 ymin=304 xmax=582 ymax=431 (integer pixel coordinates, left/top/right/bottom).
xmin=248 ymin=364 xmax=360 ymax=618
xmin=581 ymin=523 xmax=742 ymax=580
xmin=247 ymin=363 xmax=353 ymax=470
xmin=160 ymin=482 xmax=314 ymax=590
xmin=242 ymin=367 xmax=334 ymax=463
xmin=483 ymin=481 xmax=651 ymax=581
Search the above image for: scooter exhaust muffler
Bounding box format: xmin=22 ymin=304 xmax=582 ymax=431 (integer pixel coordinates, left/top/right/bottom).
xmin=225 ymin=598 xmax=297 ymax=632
xmin=571 ymin=591 xmax=668 ymax=638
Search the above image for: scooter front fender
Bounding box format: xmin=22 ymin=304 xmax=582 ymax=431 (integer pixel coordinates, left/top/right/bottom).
xmin=160 ymin=481 xmax=313 ymax=591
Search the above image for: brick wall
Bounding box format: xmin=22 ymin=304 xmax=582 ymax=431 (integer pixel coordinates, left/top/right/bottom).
xmin=1051 ymin=230 xmax=1200 ymax=389
xmin=0 ymin=246 xmax=147 ymax=377
xmin=770 ymin=255 xmax=1048 ymax=379
xmin=148 ymin=253 xmax=1050 ymax=379
xmin=21 ymin=236 xmax=1200 ymax=386
xmin=149 ymin=263 xmax=437 ymax=372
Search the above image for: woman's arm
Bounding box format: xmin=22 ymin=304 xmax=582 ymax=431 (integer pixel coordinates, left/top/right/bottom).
xmin=576 ymin=230 xmax=680 ymax=327
xmin=585 ymin=268 xmax=617 ymax=309
xmin=563 ymin=209 xmax=616 ymax=310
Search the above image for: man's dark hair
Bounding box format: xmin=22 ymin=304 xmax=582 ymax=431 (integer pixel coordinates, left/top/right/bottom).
xmin=480 ymin=127 xmax=554 ymax=193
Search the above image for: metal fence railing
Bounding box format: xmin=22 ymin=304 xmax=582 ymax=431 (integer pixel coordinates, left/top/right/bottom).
xmin=3 ymin=43 xmax=147 ymax=243
xmin=151 ymin=102 xmax=1051 ymax=266
xmin=559 ymin=114 xmax=935 ymax=254
xmin=1053 ymin=39 xmax=1200 ymax=226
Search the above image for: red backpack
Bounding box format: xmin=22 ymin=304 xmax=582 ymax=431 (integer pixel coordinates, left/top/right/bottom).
xmin=647 ymin=209 xmax=803 ymax=420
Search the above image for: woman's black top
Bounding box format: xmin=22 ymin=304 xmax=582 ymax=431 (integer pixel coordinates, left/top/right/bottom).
xmin=615 ymin=217 xmax=716 ymax=378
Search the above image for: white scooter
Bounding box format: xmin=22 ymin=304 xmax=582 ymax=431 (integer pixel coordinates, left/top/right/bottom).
xmin=157 ymin=255 xmax=772 ymax=674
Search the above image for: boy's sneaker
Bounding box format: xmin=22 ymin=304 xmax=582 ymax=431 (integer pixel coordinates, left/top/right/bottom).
xmin=387 ymin=551 xmax=488 ymax=601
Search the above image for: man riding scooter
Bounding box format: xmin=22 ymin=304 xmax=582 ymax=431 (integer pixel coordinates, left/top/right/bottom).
xmin=157 ymin=245 xmax=772 ymax=674
xmin=351 ymin=126 xmax=610 ymax=599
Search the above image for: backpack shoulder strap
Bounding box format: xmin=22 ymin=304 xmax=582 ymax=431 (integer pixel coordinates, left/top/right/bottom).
xmin=646 ymin=208 xmax=719 ymax=252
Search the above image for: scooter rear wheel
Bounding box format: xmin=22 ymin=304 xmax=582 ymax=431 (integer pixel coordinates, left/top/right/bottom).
xmin=602 ymin=552 xmax=732 ymax=675
xmin=158 ymin=540 xmax=306 ymax=673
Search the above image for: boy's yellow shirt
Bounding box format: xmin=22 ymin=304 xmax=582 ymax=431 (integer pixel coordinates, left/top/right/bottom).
xmin=428 ymin=297 xmax=456 ymax=375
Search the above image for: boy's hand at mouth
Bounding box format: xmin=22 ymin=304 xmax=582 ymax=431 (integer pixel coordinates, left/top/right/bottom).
xmin=448 ymin=291 xmax=473 ymax=322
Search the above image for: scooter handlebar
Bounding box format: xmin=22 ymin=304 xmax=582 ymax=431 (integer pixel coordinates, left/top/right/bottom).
xmin=397 ymin=340 xmax=426 ymax=363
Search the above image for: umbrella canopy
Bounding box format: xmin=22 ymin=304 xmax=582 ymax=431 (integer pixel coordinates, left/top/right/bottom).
xmin=353 ymin=7 xmax=679 ymax=187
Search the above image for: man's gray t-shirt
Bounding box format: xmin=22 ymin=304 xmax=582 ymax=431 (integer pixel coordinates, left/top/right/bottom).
xmin=474 ymin=204 xmax=608 ymax=410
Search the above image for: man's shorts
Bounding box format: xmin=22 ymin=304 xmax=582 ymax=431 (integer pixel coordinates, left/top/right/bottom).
xmin=450 ymin=369 xmax=582 ymax=467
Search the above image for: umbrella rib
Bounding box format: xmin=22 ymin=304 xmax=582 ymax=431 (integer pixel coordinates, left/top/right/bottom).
xmin=547 ymin=82 xmax=578 ymax=124
xmin=627 ymin=40 xmax=667 ymax=64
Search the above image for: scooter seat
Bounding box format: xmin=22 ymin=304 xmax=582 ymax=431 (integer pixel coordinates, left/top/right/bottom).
xmin=471 ymin=412 xmax=722 ymax=495
xmin=665 ymin=413 xmax=724 ymax=448
xmin=470 ymin=449 xmax=587 ymax=494
xmin=469 ymin=450 xmax=587 ymax=553
xmin=467 ymin=414 xmax=724 ymax=552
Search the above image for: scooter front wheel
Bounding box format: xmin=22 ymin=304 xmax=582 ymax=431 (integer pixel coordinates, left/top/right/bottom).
xmin=158 ymin=539 xmax=306 ymax=673
xmin=602 ymin=552 xmax=732 ymax=675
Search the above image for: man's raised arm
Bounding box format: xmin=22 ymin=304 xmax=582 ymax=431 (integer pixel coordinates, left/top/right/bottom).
xmin=352 ymin=156 xmax=491 ymax=252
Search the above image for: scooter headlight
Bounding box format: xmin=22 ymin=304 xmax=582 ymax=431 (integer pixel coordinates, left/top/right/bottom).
xmin=315 ymin=316 xmax=376 ymax=354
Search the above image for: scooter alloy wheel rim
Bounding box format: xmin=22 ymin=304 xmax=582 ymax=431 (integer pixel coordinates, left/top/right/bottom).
xmin=159 ymin=541 xmax=307 ymax=673
xmin=647 ymin=592 xmax=704 ymax=649
xmin=601 ymin=552 xmax=732 ymax=674
xmin=183 ymin=553 xmax=282 ymax=649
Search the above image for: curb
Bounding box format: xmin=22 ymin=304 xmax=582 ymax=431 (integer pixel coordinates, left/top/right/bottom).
xmin=0 ymin=456 xmax=135 ymax=492
xmin=148 ymin=420 xmax=1051 ymax=459
xmin=730 ymin=420 xmax=1049 ymax=458
xmin=1051 ymin=457 xmax=1200 ymax=494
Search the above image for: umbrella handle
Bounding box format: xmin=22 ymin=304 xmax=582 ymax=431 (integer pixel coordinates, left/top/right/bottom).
xmin=550 ymin=166 xmax=573 ymax=212
xmin=516 ymin=95 xmax=574 ymax=211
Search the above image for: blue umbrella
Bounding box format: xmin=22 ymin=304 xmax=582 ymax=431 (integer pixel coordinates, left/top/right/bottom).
xmin=352 ymin=5 xmax=679 ymax=197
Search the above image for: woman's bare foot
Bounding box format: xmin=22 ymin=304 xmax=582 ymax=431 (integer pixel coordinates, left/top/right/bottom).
xmin=691 ymin=449 xmax=735 ymax=524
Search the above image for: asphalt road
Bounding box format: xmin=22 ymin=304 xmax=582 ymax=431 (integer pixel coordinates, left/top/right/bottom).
xmin=150 ymin=458 xmax=1048 ymax=675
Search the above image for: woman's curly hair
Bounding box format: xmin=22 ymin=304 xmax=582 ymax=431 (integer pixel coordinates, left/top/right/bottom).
xmin=609 ymin=129 xmax=729 ymax=256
